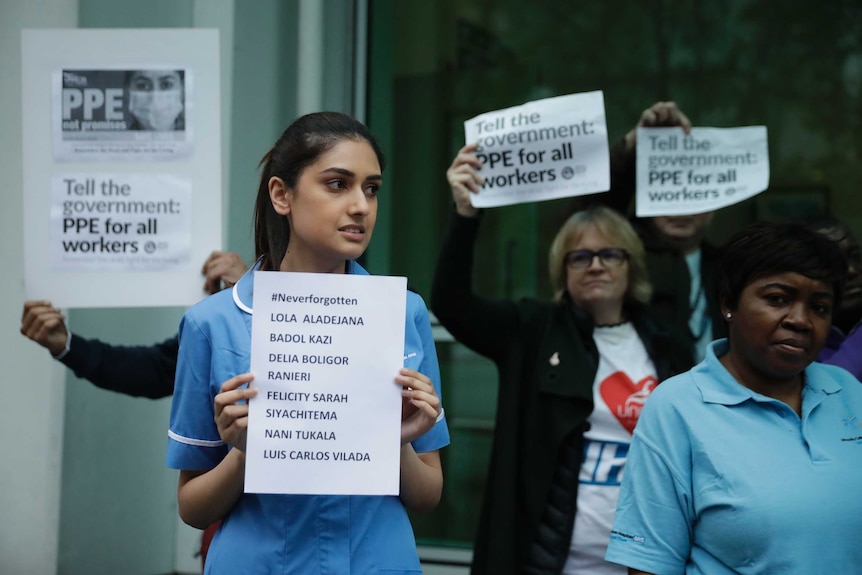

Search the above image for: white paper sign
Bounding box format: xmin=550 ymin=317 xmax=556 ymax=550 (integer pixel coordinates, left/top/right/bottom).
xmin=50 ymin=174 xmax=191 ymax=271
xmin=22 ymin=29 xmax=222 ymax=308
xmin=464 ymin=91 xmax=610 ymax=208
xmin=636 ymin=126 xmax=770 ymax=217
xmin=245 ymin=271 xmax=407 ymax=495
xmin=52 ymin=68 xmax=194 ymax=162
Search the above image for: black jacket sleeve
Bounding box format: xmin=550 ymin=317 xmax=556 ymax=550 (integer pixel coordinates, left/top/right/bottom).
xmin=565 ymin=137 xmax=636 ymax=216
xmin=430 ymin=209 xmax=525 ymax=363
xmin=606 ymin=137 xmax=638 ymax=213
xmin=59 ymin=334 xmax=178 ymax=399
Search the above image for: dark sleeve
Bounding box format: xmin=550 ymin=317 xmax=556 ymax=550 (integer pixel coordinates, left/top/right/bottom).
xmin=565 ymin=137 xmax=636 ymax=216
xmin=607 ymin=137 xmax=638 ymax=212
xmin=59 ymin=333 xmax=178 ymax=399
xmin=701 ymin=244 xmax=727 ymax=341
xmin=430 ymin=209 xmax=523 ymax=363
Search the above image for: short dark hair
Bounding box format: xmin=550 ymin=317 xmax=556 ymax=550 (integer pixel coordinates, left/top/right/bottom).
xmin=253 ymin=112 xmax=385 ymax=271
xmin=717 ymin=221 xmax=847 ymax=311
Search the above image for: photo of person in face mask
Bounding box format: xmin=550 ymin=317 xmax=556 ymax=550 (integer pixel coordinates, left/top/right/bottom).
xmin=125 ymin=69 xmax=185 ymax=131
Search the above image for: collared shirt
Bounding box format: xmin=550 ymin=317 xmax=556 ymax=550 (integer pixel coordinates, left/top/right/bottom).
xmin=605 ymin=339 xmax=862 ymax=575
xmin=166 ymin=261 xmax=449 ymax=574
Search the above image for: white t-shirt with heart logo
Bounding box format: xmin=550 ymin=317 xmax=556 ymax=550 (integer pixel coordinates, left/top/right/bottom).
xmin=563 ymin=322 xmax=657 ymax=575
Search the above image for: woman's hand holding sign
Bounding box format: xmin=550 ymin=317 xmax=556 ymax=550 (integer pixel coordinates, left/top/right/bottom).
xmin=214 ymin=373 xmax=257 ymax=452
xmin=397 ymin=367 xmax=444 ymax=512
xmin=447 ymin=143 xmax=485 ymax=217
xmin=397 ymin=368 xmax=441 ymax=446
xmin=624 ymin=100 xmax=692 ymax=151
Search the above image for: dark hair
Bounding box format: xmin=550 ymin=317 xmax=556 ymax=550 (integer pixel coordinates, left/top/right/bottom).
xmin=124 ymin=70 xmax=186 ymax=131
xmin=124 ymin=69 xmax=185 ymax=88
xmin=802 ymin=214 xmax=857 ymax=244
xmin=253 ymin=112 xmax=385 ymax=271
xmin=717 ymin=221 xmax=847 ymax=311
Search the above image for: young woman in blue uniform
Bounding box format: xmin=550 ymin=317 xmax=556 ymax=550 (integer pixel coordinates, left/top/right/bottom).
xmin=166 ymin=112 xmax=449 ymax=574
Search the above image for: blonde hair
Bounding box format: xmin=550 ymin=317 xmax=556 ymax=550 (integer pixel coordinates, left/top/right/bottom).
xmin=548 ymin=205 xmax=652 ymax=305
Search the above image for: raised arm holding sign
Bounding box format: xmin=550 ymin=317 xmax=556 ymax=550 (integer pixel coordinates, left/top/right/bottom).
xmin=573 ymin=101 xmax=729 ymax=363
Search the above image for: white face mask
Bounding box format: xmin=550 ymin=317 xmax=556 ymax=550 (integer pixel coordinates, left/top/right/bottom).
xmin=128 ymin=89 xmax=183 ymax=131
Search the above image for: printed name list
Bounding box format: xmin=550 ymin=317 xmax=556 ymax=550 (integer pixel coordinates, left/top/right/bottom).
xmin=635 ymin=126 xmax=770 ymax=217
xmin=245 ymin=271 xmax=407 ymax=495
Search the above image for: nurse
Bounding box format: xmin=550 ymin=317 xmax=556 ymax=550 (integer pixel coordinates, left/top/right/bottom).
xmin=605 ymin=221 xmax=862 ymax=574
xmin=166 ymin=112 xmax=449 ymax=574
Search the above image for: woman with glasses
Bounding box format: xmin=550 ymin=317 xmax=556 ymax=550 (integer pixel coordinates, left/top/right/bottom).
xmin=431 ymin=144 xmax=693 ymax=575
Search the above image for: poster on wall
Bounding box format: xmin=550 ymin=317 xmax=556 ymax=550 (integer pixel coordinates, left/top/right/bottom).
xmin=53 ymin=68 xmax=194 ymax=162
xmin=51 ymin=174 xmax=191 ymax=271
xmin=22 ymin=29 xmax=222 ymax=308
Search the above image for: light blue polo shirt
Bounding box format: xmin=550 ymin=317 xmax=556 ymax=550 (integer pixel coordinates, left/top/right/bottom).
xmin=605 ymin=339 xmax=862 ymax=575
xmin=166 ymin=261 xmax=449 ymax=575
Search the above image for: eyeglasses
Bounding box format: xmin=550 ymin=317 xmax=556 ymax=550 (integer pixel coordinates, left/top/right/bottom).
xmin=565 ymin=248 xmax=629 ymax=269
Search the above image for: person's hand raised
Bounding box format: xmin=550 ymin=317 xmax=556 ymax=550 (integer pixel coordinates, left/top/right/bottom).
xmin=446 ymin=143 xmax=485 ymax=217
xmin=20 ymin=300 xmax=68 ymax=356
xmin=202 ymin=251 xmax=247 ymax=294
xmin=623 ymin=101 xmax=692 ymax=151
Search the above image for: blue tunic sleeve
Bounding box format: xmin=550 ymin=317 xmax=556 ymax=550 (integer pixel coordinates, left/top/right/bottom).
xmin=404 ymin=291 xmax=450 ymax=453
xmin=165 ymin=309 xmax=229 ymax=470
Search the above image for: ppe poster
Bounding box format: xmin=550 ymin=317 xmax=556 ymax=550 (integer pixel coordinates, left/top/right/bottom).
xmin=23 ymin=29 xmax=221 ymax=308
xmin=635 ymin=126 xmax=770 ymax=216
xmin=51 ymin=174 xmax=191 ymax=271
xmin=53 ymin=68 xmax=193 ymax=161
xmin=463 ymin=91 xmax=610 ymax=208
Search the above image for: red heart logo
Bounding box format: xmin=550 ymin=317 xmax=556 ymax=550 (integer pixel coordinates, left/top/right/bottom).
xmin=599 ymin=371 xmax=658 ymax=434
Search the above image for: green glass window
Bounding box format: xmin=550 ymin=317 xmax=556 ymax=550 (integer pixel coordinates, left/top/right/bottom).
xmin=367 ymin=0 xmax=862 ymax=550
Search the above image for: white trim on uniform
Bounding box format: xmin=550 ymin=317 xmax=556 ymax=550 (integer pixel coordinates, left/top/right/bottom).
xmin=233 ymin=280 xmax=253 ymax=314
xmin=168 ymin=429 xmax=225 ymax=448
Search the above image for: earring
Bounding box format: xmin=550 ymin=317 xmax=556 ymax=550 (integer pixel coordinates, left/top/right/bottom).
xmin=726 ymin=312 xmax=732 ymax=319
